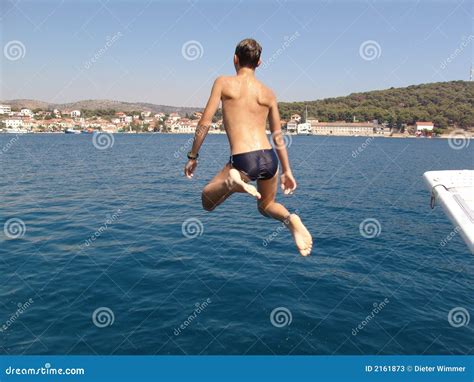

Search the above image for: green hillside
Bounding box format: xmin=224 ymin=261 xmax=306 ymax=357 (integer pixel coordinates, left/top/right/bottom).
xmin=279 ymin=81 xmax=474 ymax=129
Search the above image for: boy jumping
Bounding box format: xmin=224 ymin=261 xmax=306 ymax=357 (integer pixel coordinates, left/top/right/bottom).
xmin=184 ymin=38 xmax=312 ymax=256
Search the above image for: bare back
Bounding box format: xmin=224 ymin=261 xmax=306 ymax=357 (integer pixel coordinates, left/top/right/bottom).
xmin=220 ymin=75 xmax=274 ymax=154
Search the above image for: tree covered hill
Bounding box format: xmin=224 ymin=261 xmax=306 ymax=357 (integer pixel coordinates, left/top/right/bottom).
xmin=278 ymin=81 xmax=474 ymax=129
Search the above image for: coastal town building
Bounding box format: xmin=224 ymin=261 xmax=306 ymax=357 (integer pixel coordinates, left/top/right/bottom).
xmin=0 ymin=104 xmax=11 ymax=114
xmin=70 ymin=110 xmax=81 ymax=118
xmin=286 ymin=119 xmax=298 ymax=134
xmin=415 ymin=121 xmax=434 ymax=131
xmin=4 ymin=118 xmax=24 ymax=128
xmin=311 ymin=121 xmax=376 ymax=136
xmin=290 ymin=113 xmax=301 ymax=123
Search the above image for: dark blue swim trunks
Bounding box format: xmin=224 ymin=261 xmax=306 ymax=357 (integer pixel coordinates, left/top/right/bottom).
xmin=229 ymin=149 xmax=279 ymax=181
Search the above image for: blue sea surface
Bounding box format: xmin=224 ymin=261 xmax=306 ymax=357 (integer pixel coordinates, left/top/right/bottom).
xmin=0 ymin=134 xmax=473 ymax=355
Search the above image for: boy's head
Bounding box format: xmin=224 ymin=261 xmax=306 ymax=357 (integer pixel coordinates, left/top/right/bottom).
xmin=234 ymin=38 xmax=262 ymax=70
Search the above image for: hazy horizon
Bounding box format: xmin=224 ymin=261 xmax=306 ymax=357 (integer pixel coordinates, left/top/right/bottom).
xmin=1 ymin=0 xmax=472 ymax=107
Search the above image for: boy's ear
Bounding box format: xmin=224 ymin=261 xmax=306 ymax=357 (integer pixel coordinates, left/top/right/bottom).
xmin=256 ymin=59 xmax=261 ymax=68
xmin=233 ymin=54 xmax=239 ymax=66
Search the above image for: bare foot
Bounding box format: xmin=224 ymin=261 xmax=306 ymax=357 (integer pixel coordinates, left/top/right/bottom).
xmin=286 ymin=214 xmax=313 ymax=256
xmin=227 ymin=168 xmax=261 ymax=200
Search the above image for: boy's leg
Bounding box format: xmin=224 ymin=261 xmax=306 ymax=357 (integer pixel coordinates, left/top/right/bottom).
xmin=257 ymin=174 xmax=313 ymax=256
xmin=202 ymin=164 xmax=260 ymax=211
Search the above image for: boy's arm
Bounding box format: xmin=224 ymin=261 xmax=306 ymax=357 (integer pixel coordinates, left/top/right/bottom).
xmin=184 ymin=77 xmax=223 ymax=178
xmin=268 ymin=93 xmax=297 ymax=194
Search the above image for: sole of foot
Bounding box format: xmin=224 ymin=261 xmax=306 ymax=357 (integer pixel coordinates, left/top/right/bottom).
xmin=227 ymin=168 xmax=261 ymax=200
xmin=286 ymin=214 xmax=313 ymax=256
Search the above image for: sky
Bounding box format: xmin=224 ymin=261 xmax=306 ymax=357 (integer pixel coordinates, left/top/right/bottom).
xmin=1 ymin=0 xmax=473 ymax=107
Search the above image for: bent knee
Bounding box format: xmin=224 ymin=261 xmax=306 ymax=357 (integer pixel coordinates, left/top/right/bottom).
xmin=257 ymin=202 xmax=270 ymax=217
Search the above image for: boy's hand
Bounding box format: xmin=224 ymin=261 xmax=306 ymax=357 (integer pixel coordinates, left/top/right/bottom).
xmin=184 ymin=159 xmax=197 ymax=179
xmin=280 ymin=171 xmax=297 ymax=195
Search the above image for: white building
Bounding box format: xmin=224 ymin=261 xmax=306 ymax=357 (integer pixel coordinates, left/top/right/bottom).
xmin=4 ymin=118 xmax=24 ymax=128
xmin=415 ymin=121 xmax=434 ymax=131
xmin=71 ymin=110 xmax=81 ymax=118
xmin=297 ymin=122 xmax=311 ymax=135
xmin=286 ymin=119 xmax=298 ymax=134
xmin=20 ymin=108 xmax=34 ymax=117
xmin=311 ymin=122 xmax=375 ymax=136
xmin=291 ymin=113 xmax=301 ymax=123
xmin=0 ymin=104 xmax=11 ymax=114
xmin=169 ymin=112 xmax=181 ymax=122
xmin=141 ymin=111 xmax=151 ymax=118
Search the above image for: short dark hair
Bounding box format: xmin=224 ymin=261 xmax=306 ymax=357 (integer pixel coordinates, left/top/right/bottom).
xmin=235 ymin=38 xmax=262 ymax=69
